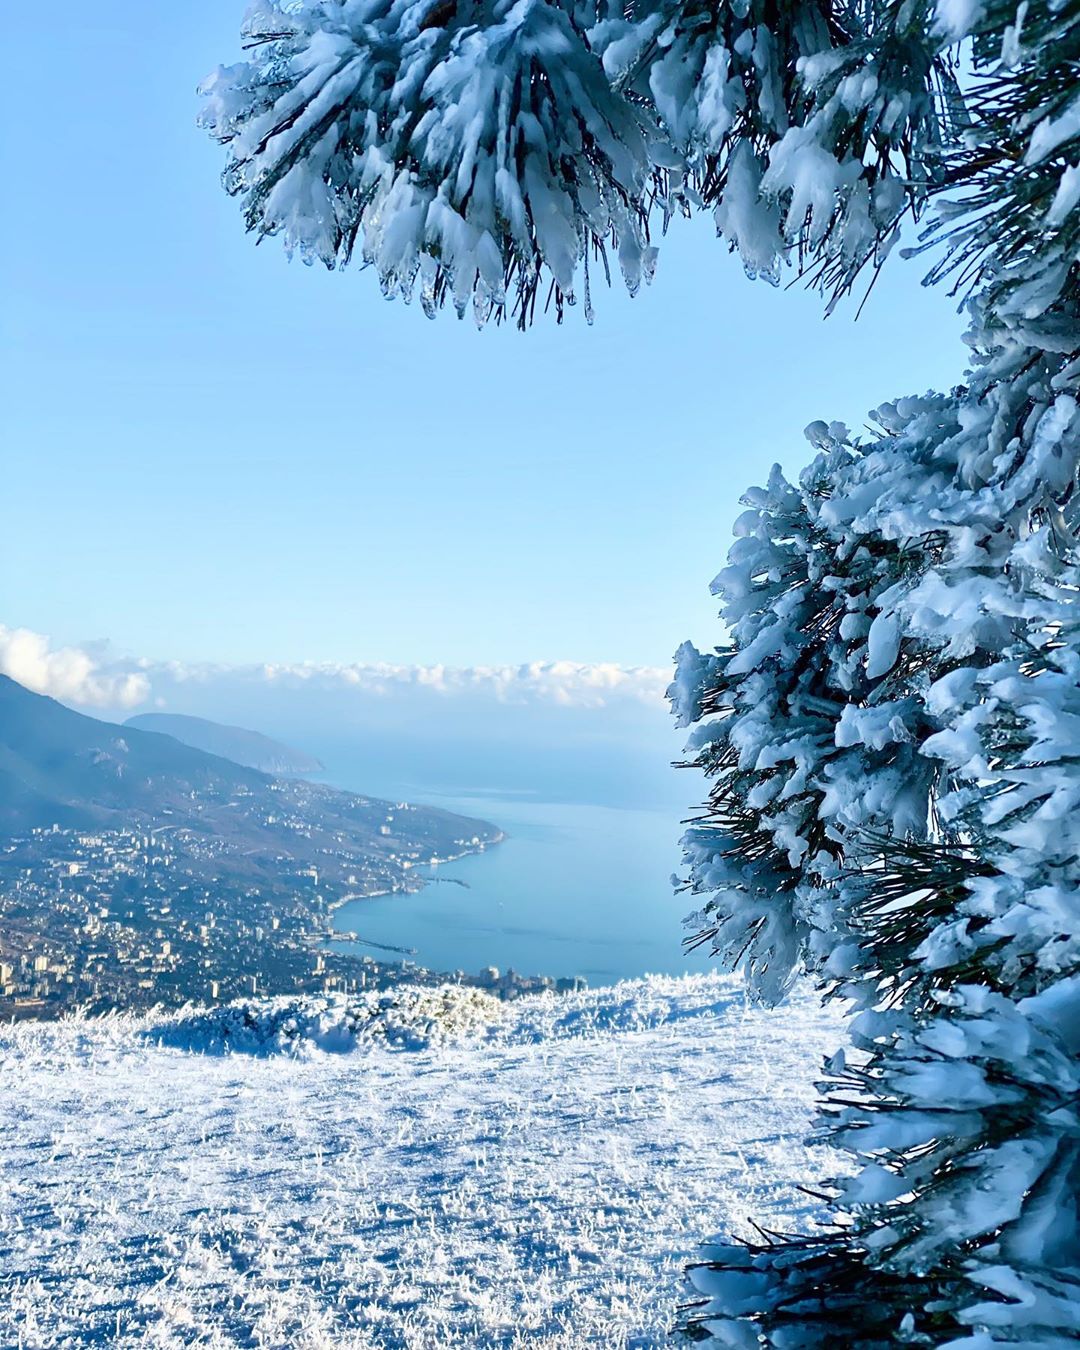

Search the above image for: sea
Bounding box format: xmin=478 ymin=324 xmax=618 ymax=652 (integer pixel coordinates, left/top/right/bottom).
xmin=311 ymin=738 xmax=713 ymax=985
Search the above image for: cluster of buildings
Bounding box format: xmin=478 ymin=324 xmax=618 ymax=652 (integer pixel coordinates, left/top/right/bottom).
xmin=0 ymin=825 xmax=580 ymax=1020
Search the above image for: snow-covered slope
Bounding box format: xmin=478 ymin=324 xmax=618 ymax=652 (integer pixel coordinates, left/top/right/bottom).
xmin=1 ymin=973 xmax=844 ymax=1348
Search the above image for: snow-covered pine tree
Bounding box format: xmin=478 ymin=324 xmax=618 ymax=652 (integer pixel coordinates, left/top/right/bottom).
xmin=204 ymin=0 xmax=1079 ymax=1342
xmin=672 ymin=292 xmax=1080 ymax=1344
xmin=667 ymin=8 xmax=1080 ymax=1342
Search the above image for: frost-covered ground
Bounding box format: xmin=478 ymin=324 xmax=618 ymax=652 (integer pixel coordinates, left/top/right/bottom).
xmin=1 ymin=973 xmax=845 ymax=1349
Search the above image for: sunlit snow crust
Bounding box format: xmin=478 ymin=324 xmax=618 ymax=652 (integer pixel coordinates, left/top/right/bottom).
xmin=1 ymin=973 xmax=844 ymax=1348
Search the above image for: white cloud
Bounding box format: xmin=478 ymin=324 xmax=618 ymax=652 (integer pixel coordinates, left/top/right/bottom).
xmin=0 ymin=626 xmax=150 ymax=709
xmin=0 ymin=628 xmax=670 ymax=712
xmin=248 ymin=659 xmax=669 ymax=707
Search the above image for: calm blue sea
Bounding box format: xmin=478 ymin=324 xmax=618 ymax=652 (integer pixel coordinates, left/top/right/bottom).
xmin=315 ymin=741 xmax=712 ymax=984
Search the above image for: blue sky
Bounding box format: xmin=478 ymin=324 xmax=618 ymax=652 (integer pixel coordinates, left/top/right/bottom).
xmin=2 ymin=2 xmax=969 ymax=674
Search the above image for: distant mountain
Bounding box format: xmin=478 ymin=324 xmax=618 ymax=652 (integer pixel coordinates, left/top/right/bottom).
xmin=0 ymin=674 xmax=500 ymax=890
xmin=125 ymin=713 xmax=323 ymax=776
xmin=0 ymin=674 xmax=266 ymax=833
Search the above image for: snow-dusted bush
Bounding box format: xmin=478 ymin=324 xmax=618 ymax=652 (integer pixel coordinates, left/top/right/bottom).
xmin=150 ymin=984 xmax=506 ymax=1055
xmin=145 ymin=972 xmax=753 ymax=1056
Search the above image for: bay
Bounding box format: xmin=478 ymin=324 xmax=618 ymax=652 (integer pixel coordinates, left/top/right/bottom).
xmin=319 ymin=748 xmax=712 ymax=984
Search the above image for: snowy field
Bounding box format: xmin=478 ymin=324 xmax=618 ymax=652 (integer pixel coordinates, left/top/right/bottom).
xmin=1 ymin=974 xmax=845 ymax=1349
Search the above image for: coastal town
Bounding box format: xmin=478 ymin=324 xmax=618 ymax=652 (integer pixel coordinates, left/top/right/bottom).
xmin=0 ymin=824 xmax=581 ymax=1019
xmin=0 ymin=676 xmax=584 ymax=1021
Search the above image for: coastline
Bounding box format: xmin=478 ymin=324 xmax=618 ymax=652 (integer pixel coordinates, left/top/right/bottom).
xmin=322 ymin=829 xmax=585 ymax=997
xmin=323 ymin=832 xmax=507 ymax=914
xmin=321 ymin=793 xmax=701 ymax=987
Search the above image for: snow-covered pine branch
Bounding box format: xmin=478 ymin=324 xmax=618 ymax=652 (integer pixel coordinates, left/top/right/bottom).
xmin=918 ymin=0 xmax=1080 ymax=319
xmin=199 ymin=0 xmax=657 ymax=325
xmin=201 ymin=0 xmax=961 ymax=323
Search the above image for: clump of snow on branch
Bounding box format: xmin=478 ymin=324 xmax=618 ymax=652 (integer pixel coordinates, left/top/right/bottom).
xmin=150 ymin=983 xmax=507 ymax=1054
xmin=200 ymin=0 xmax=656 ymax=325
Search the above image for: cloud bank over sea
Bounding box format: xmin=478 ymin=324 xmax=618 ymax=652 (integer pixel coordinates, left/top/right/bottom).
xmin=0 ymin=625 xmax=669 ymax=713
xmin=1 ymin=625 xmax=691 ymax=809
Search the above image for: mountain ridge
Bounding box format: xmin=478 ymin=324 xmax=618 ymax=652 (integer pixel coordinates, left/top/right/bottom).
xmin=0 ymin=674 xmax=267 ymax=832
xmin=125 ymin=711 xmax=323 ymax=776
xmin=0 ymin=673 xmax=500 ymax=884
